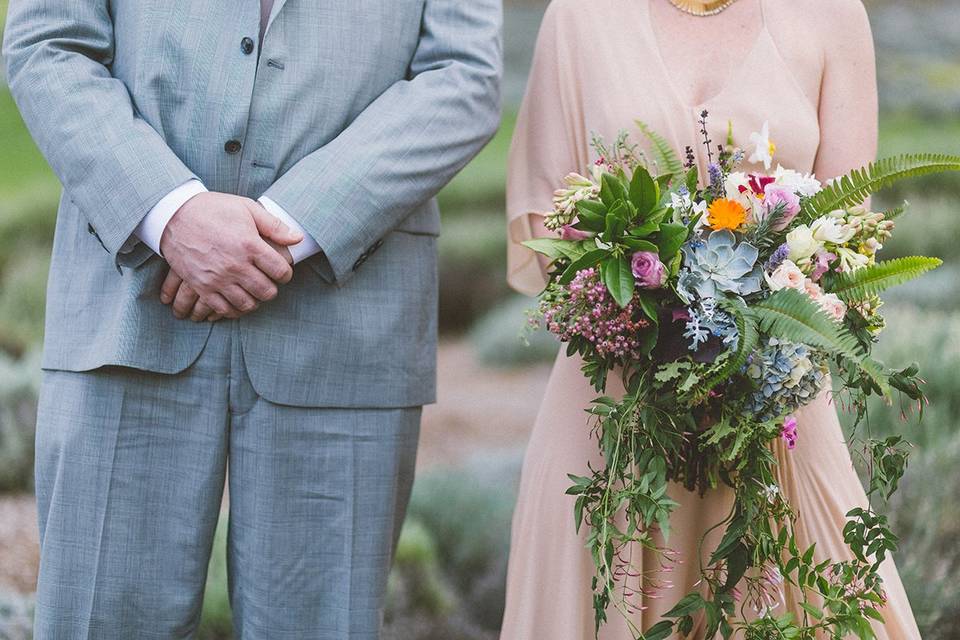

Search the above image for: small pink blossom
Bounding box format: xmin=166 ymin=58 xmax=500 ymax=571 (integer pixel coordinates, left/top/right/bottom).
xmin=809 ymin=249 xmax=838 ymax=282
xmin=560 ymin=224 xmax=593 ymax=241
xmin=781 ymin=415 xmax=798 ymax=450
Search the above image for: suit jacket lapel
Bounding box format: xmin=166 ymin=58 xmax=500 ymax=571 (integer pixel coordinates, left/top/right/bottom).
xmin=265 ymin=0 xmax=289 ymax=35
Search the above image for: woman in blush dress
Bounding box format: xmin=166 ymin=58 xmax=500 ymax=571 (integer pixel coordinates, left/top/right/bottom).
xmin=501 ymin=0 xmax=921 ymax=637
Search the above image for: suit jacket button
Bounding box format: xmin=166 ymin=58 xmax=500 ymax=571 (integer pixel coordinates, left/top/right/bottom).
xmin=224 ymin=139 xmax=242 ymax=154
xmin=240 ymin=37 xmax=255 ymax=55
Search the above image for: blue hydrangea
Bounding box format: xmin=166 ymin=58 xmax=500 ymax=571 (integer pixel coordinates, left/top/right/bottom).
xmin=743 ymin=338 xmax=828 ymax=421
xmin=679 ymin=230 xmax=763 ymax=301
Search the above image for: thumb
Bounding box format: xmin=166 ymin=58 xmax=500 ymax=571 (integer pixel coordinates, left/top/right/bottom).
xmin=251 ymin=205 xmax=304 ymax=246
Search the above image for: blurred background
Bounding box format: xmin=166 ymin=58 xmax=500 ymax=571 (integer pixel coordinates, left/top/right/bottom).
xmin=0 ymin=1 xmax=958 ymax=638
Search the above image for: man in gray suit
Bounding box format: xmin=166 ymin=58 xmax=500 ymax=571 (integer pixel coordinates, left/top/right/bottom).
xmin=2 ymin=0 xmax=501 ymax=637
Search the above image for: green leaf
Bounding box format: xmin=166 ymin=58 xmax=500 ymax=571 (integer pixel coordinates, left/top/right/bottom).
xmin=830 ymin=256 xmax=942 ymax=303
xmin=664 ymin=593 xmax=706 ymax=618
xmin=602 ymin=256 xmax=636 ymax=308
xmin=604 ymin=211 xmax=627 ymax=240
xmin=600 ymin=172 xmax=627 ymax=208
xmin=724 ymin=543 xmax=749 ymax=589
xmin=635 ymin=291 xmax=658 ymax=322
xmin=685 ymin=166 xmax=700 ymax=194
xmin=576 ymin=199 xmax=607 ymax=217
xmin=863 ymin=607 xmax=886 ymax=623
xmin=642 ymin=620 xmax=675 ymax=640
xmin=799 ymin=603 xmax=823 ymax=620
xmin=559 ymin=249 xmax=606 ymax=284
xmin=622 ymin=238 xmax=659 ymax=253
xmin=749 ymin=289 xmax=864 ymax=360
xmin=521 ymin=238 xmax=582 ymax=260
xmin=575 ymin=200 xmax=607 ymax=232
xmin=801 ymin=153 xmax=960 ymax=220
xmin=653 ymin=223 xmax=689 ymax=260
xmin=629 ymin=166 xmax=658 ymax=215
xmin=636 ymin=120 xmax=684 ymax=174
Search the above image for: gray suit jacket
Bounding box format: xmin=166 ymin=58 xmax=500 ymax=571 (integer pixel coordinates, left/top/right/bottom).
xmin=3 ymin=0 xmax=502 ymax=407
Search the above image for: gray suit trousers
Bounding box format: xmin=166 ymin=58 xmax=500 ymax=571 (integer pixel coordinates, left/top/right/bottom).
xmin=33 ymin=320 xmax=420 ymax=639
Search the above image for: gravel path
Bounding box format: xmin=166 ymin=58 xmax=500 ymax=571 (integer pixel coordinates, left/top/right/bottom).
xmin=0 ymin=340 xmax=550 ymax=595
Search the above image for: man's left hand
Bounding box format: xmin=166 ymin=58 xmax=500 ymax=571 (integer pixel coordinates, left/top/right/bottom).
xmin=161 ymin=241 xmax=295 ymax=322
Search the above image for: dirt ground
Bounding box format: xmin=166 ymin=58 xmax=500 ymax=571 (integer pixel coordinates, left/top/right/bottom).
xmin=0 ymin=340 xmax=550 ymax=595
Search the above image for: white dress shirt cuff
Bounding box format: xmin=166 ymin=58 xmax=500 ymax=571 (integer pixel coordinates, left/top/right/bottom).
xmin=134 ymin=179 xmax=208 ymax=256
xmin=258 ymin=196 xmax=322 ymax=264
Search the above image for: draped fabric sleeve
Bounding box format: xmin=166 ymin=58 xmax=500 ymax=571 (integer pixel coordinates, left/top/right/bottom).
xmin=506 ymin=3 xmax=587 ymax=295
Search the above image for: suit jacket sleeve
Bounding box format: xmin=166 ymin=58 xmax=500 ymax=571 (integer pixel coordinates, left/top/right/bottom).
xmin=261 ymin=0 xmax=503 ymax=285
xmin=2 ymin=0 xmax=198 ymax=267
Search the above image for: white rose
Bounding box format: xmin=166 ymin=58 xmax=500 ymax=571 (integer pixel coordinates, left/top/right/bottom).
xmin=786 ymin=226 xmax=822 ymax=262
xmin=765 ymin=260 xmax=806 ymax=292
xmin=811 ymin=215 xmax=856 ymax=245
xmin=818 ymin=293 xmax=848 ymax=321
xmin=774 ymin=165 xmax=822 ymax=197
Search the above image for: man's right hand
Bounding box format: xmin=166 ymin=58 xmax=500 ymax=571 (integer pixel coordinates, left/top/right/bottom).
xmin=159 ymin=192 xmax=303 ymax=318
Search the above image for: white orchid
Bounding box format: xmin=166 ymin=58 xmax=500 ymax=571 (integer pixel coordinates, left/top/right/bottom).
xmin=811 ymin=214 xmax=857 ymax=245
xmin=773 ymin=165 xmax=822 ymax=197
xmin=748 ymin=121 xmax=776 ymax=170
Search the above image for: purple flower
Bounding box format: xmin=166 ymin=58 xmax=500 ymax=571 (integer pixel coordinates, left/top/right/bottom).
xmin=631 ymin=251 xmax=668 ymax=289
xmin=781 ymin=415 xmax=799 ymax=450
xmin=809 ymin=249 xmax=837 ymax=282
xmin=762 ymin=185 xmax=801 ymax=230
xmin=764 ymin=243 xmax=791 ymax=272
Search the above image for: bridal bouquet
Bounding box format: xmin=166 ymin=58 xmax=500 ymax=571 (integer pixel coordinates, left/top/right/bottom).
xmin=524 ymin=113 xmax=960 ymax=639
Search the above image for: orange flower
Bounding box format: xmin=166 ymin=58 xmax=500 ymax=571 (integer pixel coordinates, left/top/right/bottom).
xmin=707 ymin=198 xmax=748 ymax=231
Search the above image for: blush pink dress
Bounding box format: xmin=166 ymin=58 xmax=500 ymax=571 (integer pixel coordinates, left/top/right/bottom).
xmin=501 ymin=1 xmax=921 ymax=638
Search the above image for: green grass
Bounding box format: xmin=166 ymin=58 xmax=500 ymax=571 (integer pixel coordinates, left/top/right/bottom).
xmin=437 ymin=110 xmax=516 ymax=214
xmin=0 ymin=89 xmax=58 ymax=199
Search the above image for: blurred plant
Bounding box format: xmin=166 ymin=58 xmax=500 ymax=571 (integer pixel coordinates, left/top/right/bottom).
xmin=470 ymin=295 xmax=558 ymax=367
xmin=842 ymin=306 xmax=960 ymax=639
xmin=406 ymin=454 xmax=521 ymax=631
xmin=0 ymin=253 xmax=50 ymax=358
xmin=197 ymin=514 xmax=232 ymax=640
xmin=0 ymin=591 xmax=34 ymax=640
xmin=0 ymin=351 xmax=39 ymax=494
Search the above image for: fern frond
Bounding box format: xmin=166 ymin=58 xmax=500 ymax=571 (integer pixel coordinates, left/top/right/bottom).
xmin=830 ymin=257 xmax=943 ymax=303
xmin=636 ymin=120 xmax=684 ymax=175
xmin=698 ymin=300 xmax=758 ymax=395
xmin=801 ymin=154 xmax=960 ymax=220
xmin=882 ymin=200 xmax=909 ymax=221
xmin=749 ymin=289 xmax=863 ymax=359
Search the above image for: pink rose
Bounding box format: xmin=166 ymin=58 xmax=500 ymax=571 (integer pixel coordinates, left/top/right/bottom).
xmin=803 ymin=279 xmax=823 ymax=300
xmin=631 ymin=251 xmax=667 ymax=289
xmin=818 ymin=293 xmax=847 ymax=321
xmin=763 ymin=185 xmax=801 ymax=231
xmin=560 ymin=224 xmax=593 ymax=241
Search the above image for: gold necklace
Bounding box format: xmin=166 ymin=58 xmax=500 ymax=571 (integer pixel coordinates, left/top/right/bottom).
xmin=667 ymin=0 xmax=740 ymax=17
